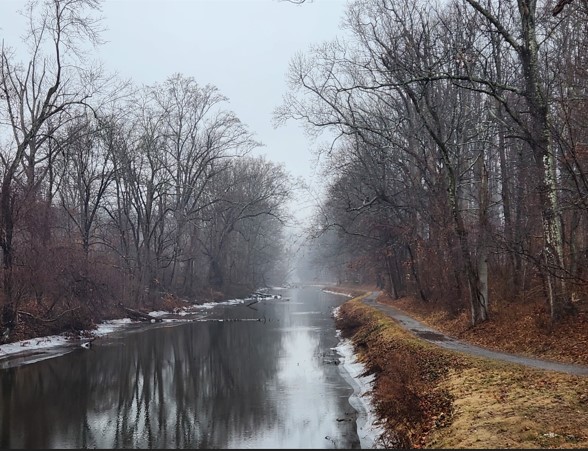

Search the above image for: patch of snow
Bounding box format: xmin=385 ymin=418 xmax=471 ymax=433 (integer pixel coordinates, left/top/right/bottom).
xmin=0 ymin=334 xmax=71 ymax=356
xmin=147 ymin=310 xmax=169 ymax=318
xmin=94 ymin=318 xmax=134 ymax=336
xmin=193 ymin=298 xmax=245 ymax=310
xmin=335 ymin=338 xmax=386 ymax=449
xmin=0 ymin=317 xmax=138 ymax=363
xmin=333 ymin=306 xmax=386 ymax=449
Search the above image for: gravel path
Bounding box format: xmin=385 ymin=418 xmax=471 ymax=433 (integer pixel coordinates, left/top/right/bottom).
xmin=362 ymin=291 xmax=588 ymax=377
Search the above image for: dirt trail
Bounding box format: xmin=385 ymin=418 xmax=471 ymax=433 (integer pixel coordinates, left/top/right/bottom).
xmin=362 ymin=291 xmax=588 ymax=377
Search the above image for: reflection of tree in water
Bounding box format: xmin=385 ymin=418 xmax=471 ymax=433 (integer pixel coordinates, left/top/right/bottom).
xmin=0 ymin=308 xmax=284 ymax=448
xmin=0 ymin=289 xmax=357 ymax=448
xmin=191 ymin=320 xmax=284 ymax=447
xmin=0 ymin=350 xmax=104 ymax=448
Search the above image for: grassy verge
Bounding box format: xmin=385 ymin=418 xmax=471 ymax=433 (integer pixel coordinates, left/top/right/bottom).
xmin=335 ymin=297 xmax=588 ymax=449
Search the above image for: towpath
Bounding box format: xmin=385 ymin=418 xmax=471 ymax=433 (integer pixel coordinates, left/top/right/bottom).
xmin=361 ymin=291 xmax=588 ymax=377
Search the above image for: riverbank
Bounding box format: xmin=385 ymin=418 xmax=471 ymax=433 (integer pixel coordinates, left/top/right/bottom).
xmin=2 ymin=284 xmax=261 ymax=345
xmin=334 ymin=292 xmax=588 ymax=448
xmin=0 ymin=294 xmax=260 ymax=367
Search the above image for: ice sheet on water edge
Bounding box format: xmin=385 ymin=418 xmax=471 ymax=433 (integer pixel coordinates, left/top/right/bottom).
xmin=0 ymin=334 xmax=71 ymax=357
xmin=192 ymin=298 xmax=245 ymax=309
xmin=333 ymin=306 xmax=386 ymax=449
xmin=148 ymin=310 xmax=169 ymax=318
xmin=0 ymin=317 xmax=134 ymax=358
xmin=94 ymin=318 xmax=134 ymax=335
xmin=335 ymin=338 xmax=386 ymax=449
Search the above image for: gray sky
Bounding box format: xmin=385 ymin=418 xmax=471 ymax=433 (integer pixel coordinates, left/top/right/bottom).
xmin=1 ymin=0 xmax=349 ymax=226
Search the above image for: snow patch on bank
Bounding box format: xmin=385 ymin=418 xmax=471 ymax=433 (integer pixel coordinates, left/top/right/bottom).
xmin=192 ymin=298 xmax=245 ymax=309
xmin=333 ymin=306 xmax=386 ymax=449
xmin=0 ymin=297 xmax=251 ymax=362
xmin=94 ymin=318 xmax=134 ymax=335
xmin=0 ymin=318 xmax=135 ymax=359
xmin=0 ymin=334 xmax=71 ymax=356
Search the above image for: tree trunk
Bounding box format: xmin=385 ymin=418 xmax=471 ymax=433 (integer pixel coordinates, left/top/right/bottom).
xmin=519 ymin=0 xmax=569 ymax=320
xmin=0 ymin=175 xmax=15 ymax=338
xmin=209 ymin=258 xmax=224 ymax=289
xmin=447 ymin=165 xmax=488 ymax=325
xmin=476 ymin=153 xmax=490 ymax=323
xmin=406 ymin=243 xmax=427 ymax=302
xmin=385 ymin=252 xmax=399 ymax=299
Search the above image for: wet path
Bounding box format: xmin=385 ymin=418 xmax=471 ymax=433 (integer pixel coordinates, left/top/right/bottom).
xmin=362 ymin=291 xmax=588 ymax=377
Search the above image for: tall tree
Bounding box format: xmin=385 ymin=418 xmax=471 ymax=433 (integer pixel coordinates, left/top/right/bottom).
xmin=461 ymin=0 xmax=571 ymax=319
xmin=150 ymin=74 xmax=259 ymax=293
xmin=0 ymin=0 xmax=103 ymax=339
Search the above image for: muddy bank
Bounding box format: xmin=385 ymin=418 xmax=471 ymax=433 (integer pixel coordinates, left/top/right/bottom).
xmin=335 ymin=296 xmax=588 ymax=448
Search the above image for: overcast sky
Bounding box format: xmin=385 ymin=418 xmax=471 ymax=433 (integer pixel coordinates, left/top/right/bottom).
xmin=1 ymin=0 xmax=349 ymax=227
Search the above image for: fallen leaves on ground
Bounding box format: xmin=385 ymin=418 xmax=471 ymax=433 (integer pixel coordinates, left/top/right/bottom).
xmin=382 ymin=293 xmax=588 ymax=366
xmin=335 ymin=290 xmax=588 ymax=449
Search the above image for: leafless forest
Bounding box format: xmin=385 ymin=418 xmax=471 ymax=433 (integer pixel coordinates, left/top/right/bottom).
xmin=281 ymin=0 xmax=588 ymax=326
xmin=0 ymin=0 xmax=292 ymax=341
xmin=1 ymin=0 xmax=587 ymax=343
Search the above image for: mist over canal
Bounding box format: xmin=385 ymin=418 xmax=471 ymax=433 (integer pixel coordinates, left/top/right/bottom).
xmin=0 ymin=286 xmax=367 ymax=449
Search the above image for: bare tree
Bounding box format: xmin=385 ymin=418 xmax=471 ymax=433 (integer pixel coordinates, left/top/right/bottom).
xmin=0 ymin=0 xmax=103 ymax=339
xmin=200 ymin=156 xmax=291 ymax=292
xmin=278 ymin=0 xmax=588 ymax=323
xmin=460 ymin=0 xmax=570 ymax=319
xmin=277 ymin=0 xmax=497 ymax=324
xmin=149 ymin=74 xmax=259 ymax=293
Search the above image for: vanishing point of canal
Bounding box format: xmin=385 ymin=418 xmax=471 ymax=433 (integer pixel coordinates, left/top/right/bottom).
xmin=0 ymin=286 xmax=376 ymax=449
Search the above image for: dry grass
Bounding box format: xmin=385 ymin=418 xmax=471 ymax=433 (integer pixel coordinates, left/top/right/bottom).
xmin=336 ymin=295 xmax=588 ymax=449
xmin=430 ymin=364 xmax=588 ymax=449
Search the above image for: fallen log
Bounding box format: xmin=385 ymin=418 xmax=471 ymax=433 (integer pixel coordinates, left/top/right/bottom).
xmin=118 ymin=304 xmax=162 ymax=323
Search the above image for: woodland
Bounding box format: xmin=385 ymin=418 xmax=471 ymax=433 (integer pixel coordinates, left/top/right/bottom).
xmin=282 ymin=0 xmax=588 ymax=329
xmin=0 ymin=0 xmax=292 ymax=343
xmin=1 ymin=0 xmax=588 ymax=345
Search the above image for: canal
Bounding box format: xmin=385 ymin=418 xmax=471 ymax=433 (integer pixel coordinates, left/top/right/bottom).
xmin=0 ymin=286 xmax=373 ymax=448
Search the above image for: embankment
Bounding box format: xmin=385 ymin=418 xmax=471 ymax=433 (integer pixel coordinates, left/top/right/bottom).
xmin=335 ymin=295 xmax=588 ymax=448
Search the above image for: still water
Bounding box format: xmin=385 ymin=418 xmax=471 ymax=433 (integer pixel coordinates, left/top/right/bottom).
xmin=0 ymin=286 xmax=362 ymax=449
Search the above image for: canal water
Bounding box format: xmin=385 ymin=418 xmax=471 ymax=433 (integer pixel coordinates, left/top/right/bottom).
xmin=0 ymin=286 xmax=367 ymax=449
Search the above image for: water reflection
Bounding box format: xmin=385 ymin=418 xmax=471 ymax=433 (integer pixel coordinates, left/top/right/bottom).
xmin=0 ymin=287 xmax=360 ymax=449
